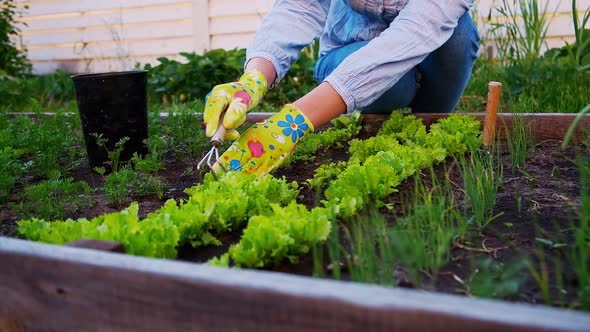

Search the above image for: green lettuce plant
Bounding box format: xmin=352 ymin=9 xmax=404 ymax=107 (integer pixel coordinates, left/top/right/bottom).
xmin=210 ymin=203 xmax=332 ymax=268
xmin=19 ymin=172 xmax=299 ymax=258
xmin=287 ymin=111 xmax=362 ymax=164
xmin=211 ymin=114 xmax=482 ymax=269
xmin=19 ymin=113 xmax=484 ymax=272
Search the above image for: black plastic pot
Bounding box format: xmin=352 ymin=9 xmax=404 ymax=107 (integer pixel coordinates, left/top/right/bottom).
xmin=72 ymin=70 xmax=149 ymax=171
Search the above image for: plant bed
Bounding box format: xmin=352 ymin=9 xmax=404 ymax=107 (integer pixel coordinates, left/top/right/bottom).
xmin=1 ymin=111 xmax=590 ymax=330
xmin=177 ymin=136 xmax=588 ymax=308
xmin=279 ymin=140 xmax=586 ymax=297
xmin=0 ymin=159 xmax=207 ymax=238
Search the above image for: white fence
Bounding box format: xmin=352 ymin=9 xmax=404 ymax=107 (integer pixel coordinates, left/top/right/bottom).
xmin=15 ymin=0 xmax=589 ymax=74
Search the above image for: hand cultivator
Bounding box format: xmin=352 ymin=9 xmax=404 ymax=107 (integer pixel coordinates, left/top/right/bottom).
xmin=197 ymin=123 xmax=227 ymax=174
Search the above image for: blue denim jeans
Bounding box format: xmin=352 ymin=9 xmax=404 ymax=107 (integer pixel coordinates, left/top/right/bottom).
xmin=314 ymin=12 xmax=480 ymax=113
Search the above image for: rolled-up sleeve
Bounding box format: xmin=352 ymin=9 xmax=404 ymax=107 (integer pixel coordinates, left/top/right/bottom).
xmin=246 ymin=0 xmax=330 ymax=88
xmin=324 ymin=0 xmax=472 ymax=112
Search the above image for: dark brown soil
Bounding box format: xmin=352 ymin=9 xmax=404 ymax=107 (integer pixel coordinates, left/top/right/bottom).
xmin=0 ymin=160 xmax=205 ymax=237
xmin=1 ymin=136 xmax=588 ymax=309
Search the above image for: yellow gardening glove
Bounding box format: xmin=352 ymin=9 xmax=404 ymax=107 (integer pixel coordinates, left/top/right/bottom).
xmin=203 ymin=70 xmax=268 ymax=140
xmin=213 ymin=104 xmax=314 ymax=176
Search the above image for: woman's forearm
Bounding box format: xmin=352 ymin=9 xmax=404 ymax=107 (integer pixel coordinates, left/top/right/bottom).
xmin=246 ymin=57 xmax=346 ymax=128
xmin=293 ymin=82 xmax=347 ymax=128
xmin=245 ymin=58 xmax=277 ymax=87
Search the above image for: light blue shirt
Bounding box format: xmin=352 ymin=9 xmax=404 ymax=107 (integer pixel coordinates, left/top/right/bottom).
xmin=246 ymin=0 xmax=474 ymax=112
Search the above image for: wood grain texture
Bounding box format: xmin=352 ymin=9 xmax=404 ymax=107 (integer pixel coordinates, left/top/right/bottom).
xmin=1 ymin=237 xmax=590 ymax=332
xmin=192 ymin=0 xmax=210 ymax=53
xmin=22 ymin=21 xmax=194 ymax=47
xmin=483 ymin=82 xmax=502 ymax=146
xmin=249 ymin=112 xmax=590 ymax=141
xmin=9 ymin=112 xmax=590 ymax=141
xmin=66 ymin=239 xmax=125 ymax=253
xmin=22 ymin=0 xmax=189 ymax=17
xmin=17 ymin=0 xmax=586 ymax=74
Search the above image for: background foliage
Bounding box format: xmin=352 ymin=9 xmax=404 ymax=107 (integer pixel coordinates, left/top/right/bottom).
xmin=0 ymin=0 xmax=30 ymax=77
xmin=0 ymin=0 xmax=588 ymax=115
xmin=143 ymin=48 xmax=317 ymax=108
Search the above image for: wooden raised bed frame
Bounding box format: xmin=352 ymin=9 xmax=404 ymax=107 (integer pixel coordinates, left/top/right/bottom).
xmin=1 ymin=111 xmax=590 ymax=331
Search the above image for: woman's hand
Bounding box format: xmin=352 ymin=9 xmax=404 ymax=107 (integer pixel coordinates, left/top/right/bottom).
xmin=213 ymin=104 xmax=314 ymax=176
xmin=203 ymin=70 xmax=268 ymax=140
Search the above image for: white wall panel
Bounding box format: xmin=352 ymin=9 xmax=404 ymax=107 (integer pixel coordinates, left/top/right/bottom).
xmin=18 ymin=0 xmax=195 ymax=73
xmin=22 ymin=21 xmax=193 ymax=46
xmin=208 ymin=0 xmax=272 ymax=17
xmin=27 ymin=37 xmax=193 ymax=61
xmin=16 ymin=0 xmax=586 ymax=74
xmin=211 ymin=32 xmax=255 ymax=50
xmin=21 ymin=0 xmax=187 ymax=17
xmin=23 ymin=4 xmax=193 ymax=31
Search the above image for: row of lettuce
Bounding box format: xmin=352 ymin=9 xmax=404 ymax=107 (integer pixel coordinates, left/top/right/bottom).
xmin=18 ymin=113 xmax=482 ymax=268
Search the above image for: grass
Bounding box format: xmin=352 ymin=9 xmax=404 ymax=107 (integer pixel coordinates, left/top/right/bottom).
xmin=524 ymin=157 xmax=590 ymax=310
xmin=389 ymin=180 xmax=459 ymax=286
xmin=461 ymin=0 xmax=589 ymax=115
xmin=133 ymin=174 xmax=166 ymax=200
xmin=462 ymin=59 xmax=590 ymax=114
xmin=310 ymin=168 xmax=466 ymax=287
xmin=488 ymin=0 xmax=554 ymax=65
xmin=526 ymin=249 xmax=557 ymax=306
xmin=505 ymin=97 xmax=535 ymax=169
xmin=562 ymin=104 xmax=590 ymax=149
xmin=314 ymin=170 xmax=465 ymax=288
xmin=506 ymin=115 xmax=532 ymax=169
xmin=0 ymin=147 xmax=24 ymax=202
xmin=562 ymin=0 xmax=590 ymax=66
xmin=569 ymin=156 xmax=590 ymax=310
xmin=458 ymin=149 xmax=504 ymax=230
xmin=343 ymin=210 xmax=396 ymax=286
xmin=0 ymin=106 xmax=85 ymax=179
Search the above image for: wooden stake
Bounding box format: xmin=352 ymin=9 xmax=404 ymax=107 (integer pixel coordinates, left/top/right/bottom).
xmin=483 ymin=81 xmax=502 ymax=147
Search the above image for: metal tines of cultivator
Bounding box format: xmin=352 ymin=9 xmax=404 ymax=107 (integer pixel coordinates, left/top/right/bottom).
xmin=197 ymin=124 xmax=228 ymax=178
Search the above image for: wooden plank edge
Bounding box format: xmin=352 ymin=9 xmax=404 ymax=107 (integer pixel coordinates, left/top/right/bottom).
xmin=1 ymin=237 xmax=589 ymax=332
xmin=9 ymin=112 xmax=590 ymax=141
xmin=362 ymin=113 xmax=590 ymax=141
xmin=66 ymin=238 xmax=125 ymax=253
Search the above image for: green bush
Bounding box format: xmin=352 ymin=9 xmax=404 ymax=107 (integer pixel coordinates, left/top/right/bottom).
xmin=0 ymin=0 xmax=30 ymax=77
xmin=144 ymin=48 xmax=317 ymax=108
xmin=464 ymin=57 xmax=590 ymax=113
xmin=144 ymin=50 xmax=245 ymax=105
xmin=0 ymin=70 xmax=76 ymax=109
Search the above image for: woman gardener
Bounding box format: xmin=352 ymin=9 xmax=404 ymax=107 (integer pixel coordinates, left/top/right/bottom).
xmin=203 ymin=0 xmax=479 ymax=175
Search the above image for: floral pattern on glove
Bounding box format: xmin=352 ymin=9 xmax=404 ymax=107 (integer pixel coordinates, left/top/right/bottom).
xmin=212 ymin=104 xmax=314 ymax=176
xmin=278 ymin=113 xmax=310 ymax=143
